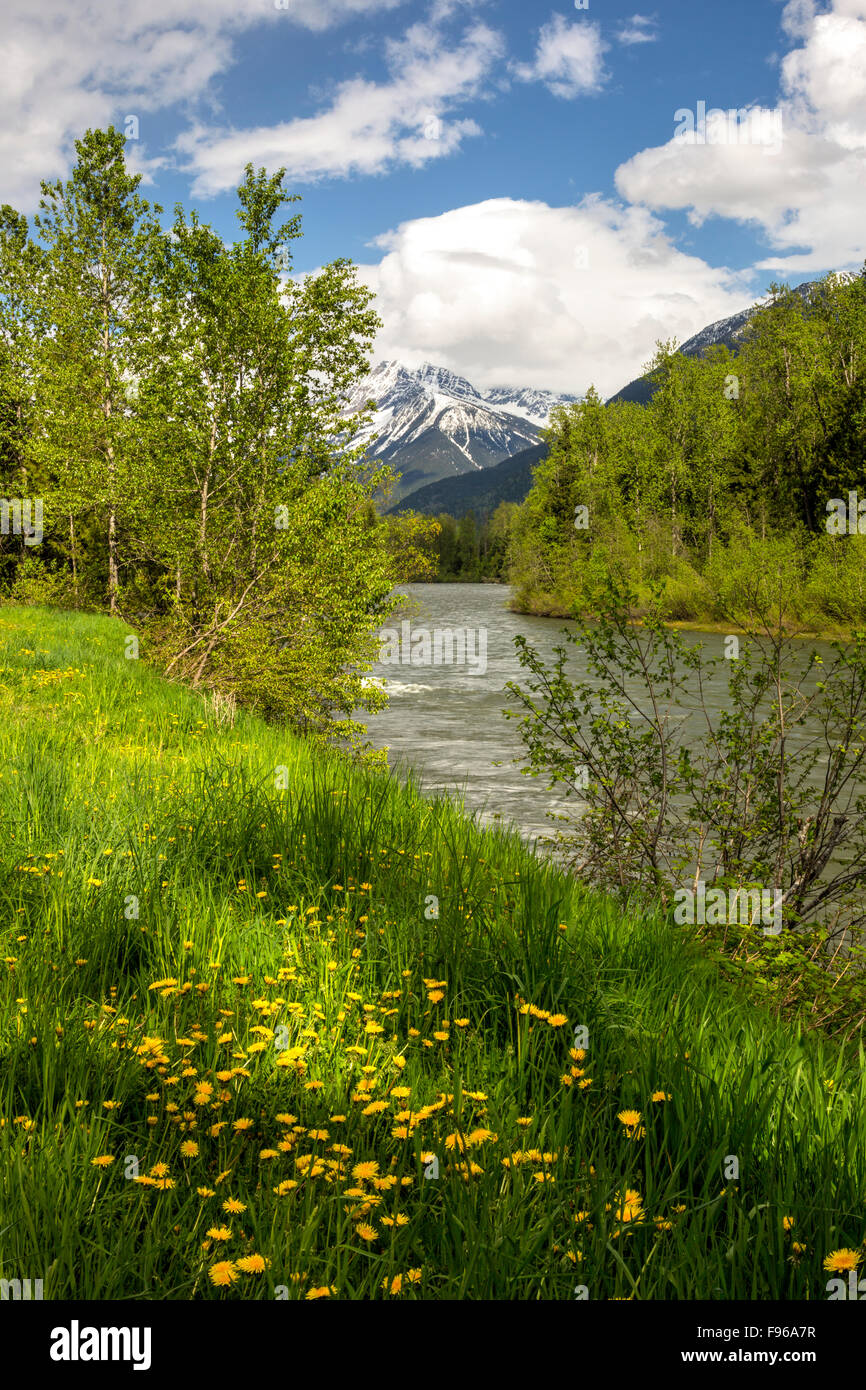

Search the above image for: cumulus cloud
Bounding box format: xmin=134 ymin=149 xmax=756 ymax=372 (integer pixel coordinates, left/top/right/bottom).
xmin=177 ymin=20 xmax=504 ymax=196
xmin=614 ymin=0 xmax=866 ymax=272
xmin=0 ymin=0 xmax=409 ymax=209
xmin=512 ymin=13 xmax=609 ymax=98
xmin=345 ymin=196 xmax=752 ymax=397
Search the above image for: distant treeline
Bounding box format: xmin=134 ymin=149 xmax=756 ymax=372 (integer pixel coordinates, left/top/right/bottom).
xmin=427 ymin=505 xmax=516 ymax=581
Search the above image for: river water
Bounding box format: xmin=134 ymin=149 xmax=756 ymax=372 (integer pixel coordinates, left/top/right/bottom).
xmin=361 ymin=582 xmax=839 ymax=853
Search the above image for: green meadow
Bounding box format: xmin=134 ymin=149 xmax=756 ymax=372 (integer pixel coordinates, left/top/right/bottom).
xmin=1 ymin=604 xmax=864 ymax=1300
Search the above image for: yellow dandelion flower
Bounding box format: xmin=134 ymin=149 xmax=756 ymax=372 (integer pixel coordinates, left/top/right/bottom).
xmin=208 ymin=1261 xmax=238 ymax=1287
xmin=222 ymin=1198 xmax=246 ymax=1214
xmin=91 ymin=1154 xmax=115 ymax=1167
xmin=356 ymin=1223 xmax=378 ymax=1242
xmin=823 ymin=1249 xmax=861 ymax=1272
xmin=615 ymin=1189 xmax=643 ymax=1223
xmin=617 ymin=1110 xmax=641 ymax=1128
xmin=466 ymin=1128 xmax=496 ymax=1146
xmin=180 ymin=1141 xmax=199 ymax=1157
xmin=206 ymin=1225 xmax=232 ymax=1241
xmin=236 ymin=1254 xmax=267 ymax=1273
xmin=361 ymin=1101 xmax=387 ymax=1116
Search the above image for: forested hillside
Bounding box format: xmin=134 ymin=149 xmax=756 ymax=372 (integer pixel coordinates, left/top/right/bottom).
xmin=508 ymin=272 xmax=866 ymax=629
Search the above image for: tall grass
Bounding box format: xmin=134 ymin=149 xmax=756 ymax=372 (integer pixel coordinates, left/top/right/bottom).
xmin=0 ymin=605 xmax=863 ymax=1299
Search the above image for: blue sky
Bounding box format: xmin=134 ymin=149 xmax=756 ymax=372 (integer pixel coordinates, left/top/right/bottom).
xmin=3 ymin=0 xmax=865 ymax=395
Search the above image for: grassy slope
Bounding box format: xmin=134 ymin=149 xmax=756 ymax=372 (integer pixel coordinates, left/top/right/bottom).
xmin=0 ymin=604 xmax=863 ymax=1300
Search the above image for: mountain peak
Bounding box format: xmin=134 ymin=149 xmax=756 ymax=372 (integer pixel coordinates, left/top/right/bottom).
xmin=344 ymin=359 xmax=577 ymax=505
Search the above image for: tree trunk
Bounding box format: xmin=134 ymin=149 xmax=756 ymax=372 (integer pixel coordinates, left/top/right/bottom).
xmin=108 ymin=502 xmax=118 ymax=614
xmin=69 ymin=513 xmax=78 ymax=603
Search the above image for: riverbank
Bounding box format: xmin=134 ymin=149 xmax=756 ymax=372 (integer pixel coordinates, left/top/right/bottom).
xmin=419 ymin=577 xmax=855 ymax=642
xmin=506 ymin=592 xmax=855 ymax=643
xmin=2 ymin=603 xmax=864 ymax=1299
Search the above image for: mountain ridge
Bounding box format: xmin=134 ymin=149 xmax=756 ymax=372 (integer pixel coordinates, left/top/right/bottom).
xmin=606 ymin=281 xmax=820 ymax=405
xmin=387 ymin=441 xmax=548 ymax=518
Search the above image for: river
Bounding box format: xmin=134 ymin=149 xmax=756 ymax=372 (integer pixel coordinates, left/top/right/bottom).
xmin=361 ymin=582 xmax=840 ymax=854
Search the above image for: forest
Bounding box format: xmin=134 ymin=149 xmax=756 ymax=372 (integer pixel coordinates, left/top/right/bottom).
xmin=507 ymin=270 xmax=866 ymax=630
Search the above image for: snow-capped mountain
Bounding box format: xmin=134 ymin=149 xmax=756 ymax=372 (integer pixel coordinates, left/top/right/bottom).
xmin=344 ymin=360 xmax=578 ymax=502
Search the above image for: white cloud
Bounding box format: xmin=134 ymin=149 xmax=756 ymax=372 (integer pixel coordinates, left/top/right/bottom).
xmin=177 ymin=20 xmax=504 ymax=196
xmin=614 ymin=0 xmax=866 ymax=272
xmin=346 ymin=196 xmax=752 ymax=397
xmin=274 ymin=0 xmax=408 ymax=32
xmin=616 ymin=14 xmax=658 ymax=46
xmin=780 ymin=0 xmax=866 ymax=149
xmin=512 ymin=13 xmax=609 ymax=98
xmin=0 ymin=0 xmax=409 ymax=209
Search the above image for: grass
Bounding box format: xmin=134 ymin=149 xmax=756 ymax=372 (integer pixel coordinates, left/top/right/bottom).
xmin=0 ymin=603 xmax=864 ymax=1300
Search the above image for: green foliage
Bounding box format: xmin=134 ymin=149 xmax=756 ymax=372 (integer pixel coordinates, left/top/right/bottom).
xmin=0 ymin=127 xmax=406 ymax=741
xmin=7 ymin=554 xmax=74 ymax=608
xmin=377 ymin=510 xmax=441 ymax=582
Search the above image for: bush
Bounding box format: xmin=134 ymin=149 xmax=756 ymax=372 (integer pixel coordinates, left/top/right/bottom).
xmin=6 ymin=554 xmax=75 ymax=608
